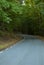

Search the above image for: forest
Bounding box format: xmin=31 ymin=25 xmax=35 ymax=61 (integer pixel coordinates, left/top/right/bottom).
xmin=0 ymin=0 xmax=44 ymax=64
xmin=0 ymin=0 xmax=44 ymax=36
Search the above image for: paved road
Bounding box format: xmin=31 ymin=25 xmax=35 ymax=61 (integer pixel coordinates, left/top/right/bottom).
xmin=0 ymin=35 xmax=44 ymax=65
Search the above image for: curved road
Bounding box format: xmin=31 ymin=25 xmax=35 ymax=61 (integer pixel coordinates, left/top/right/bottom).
xmin=0 ymin=35 xmax=44 ymax=65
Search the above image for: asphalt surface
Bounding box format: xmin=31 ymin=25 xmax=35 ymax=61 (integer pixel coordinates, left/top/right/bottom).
xmin=0 ymin=35 xmax=44 ymax=65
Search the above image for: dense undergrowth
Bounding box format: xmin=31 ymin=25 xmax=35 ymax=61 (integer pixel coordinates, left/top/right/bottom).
xmin=0 ymin=0 xmax=44 ymax=36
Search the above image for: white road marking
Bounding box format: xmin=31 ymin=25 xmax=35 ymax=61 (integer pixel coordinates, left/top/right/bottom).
xmin=0 ymin=51 xmax=3 ymax=54
xmin=5 ymin=48 xmax=9 ymax=51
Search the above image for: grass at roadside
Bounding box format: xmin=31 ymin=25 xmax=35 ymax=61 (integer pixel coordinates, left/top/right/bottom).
xmin=0 ymin=36 xmax=22 ymax=51
xmin=0 ymin=31 xmax=22 ymax=51
xmin=34 ymin=35 xmax=44 ymax=41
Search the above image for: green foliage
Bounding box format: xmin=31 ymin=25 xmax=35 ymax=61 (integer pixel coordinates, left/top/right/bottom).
xmin=0 ymin=0 xmax=44 ymax=36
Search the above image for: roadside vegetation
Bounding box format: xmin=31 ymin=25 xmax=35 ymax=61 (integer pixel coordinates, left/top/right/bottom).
xmin=0 ymin=31 xmax=22 ymax=51
xmin=0 ymin=0 xmax=44 ymax=50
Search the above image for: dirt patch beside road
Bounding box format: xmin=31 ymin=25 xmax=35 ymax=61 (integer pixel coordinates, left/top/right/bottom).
xmin=34 ymin=35 xmax=44 ymax=41
xmin=0 ymin=33 xmax=22 ymax=51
